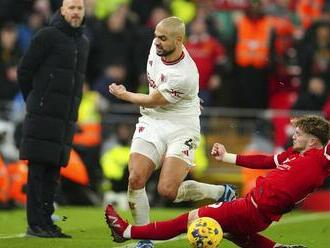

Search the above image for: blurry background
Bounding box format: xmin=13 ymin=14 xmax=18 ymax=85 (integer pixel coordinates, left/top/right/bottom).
xmin=0 ymin=0 xmax=329 ymax=212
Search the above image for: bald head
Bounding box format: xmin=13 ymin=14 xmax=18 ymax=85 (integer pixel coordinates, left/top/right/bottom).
xmin=154 ymin=16 xmax=186 ymax=58
xmin=61 ymin=0 xmax=85 ymax=28
xmin=156 ymin=16 xmax=185 ymax=39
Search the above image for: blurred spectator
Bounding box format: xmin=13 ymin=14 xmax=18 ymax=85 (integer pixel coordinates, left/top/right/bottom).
xmin=266 ymin=1 xmax=302 ymax=103
xmin=266 ymin=0 xmax=297 ymax=57
xmin=49 ymin=0 xmax=62 ymax=11
xmin=73 ymin=84 xmax=104 ymax=198
xmin=17 ymin=11 xmax=46 ymax=52
xmin=185 ymin=17 xmax=227 ymax=106
xmin=93 ymin=63 xmax=128 ymax=103
xmin=0 ymin=23 xmax=21 ymax=101
xmin=231 ymin=0 xmax=276 ymax=109
xmin=211 ymin=3 xmax=243 ymax=46
xmin=84 ymin=0 xmax=101 ymax=41
xmin=296 ymin=0 xmax=325 ymax=30
xmin=299 ymin=21 xmax=330 ymax=91
xmin=292 ymin=76 xmax=328 ymax=110
xmin=84 ymin=0 xmax=102 ymax=82
xmin=193 ymin=1 xmax=223 ymax=41
xmin=33 ymin=0 xmax=53 ymax=21
xmin=134 ymin=6 xmax=170 ymax=93
xmin=100 ymin=122 xmax=132 ymax=192
xmin=94 ymin=0 xmax=130 ymax=20
xmin=170 ymin=0 xmax=197 ymax=24
xmin=0 ymin=0 xmax=32 ymax=23
xmin=0 ymin=119 xmax=19 ymax=162
xmin=130 ymin=0 xmax=164 ymax=25
xmin=89 ymin=5 xmax=134 ymax=87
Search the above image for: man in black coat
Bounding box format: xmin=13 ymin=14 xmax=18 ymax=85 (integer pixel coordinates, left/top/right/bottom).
xmin=17 ymin=0 xmax=89 ymax=238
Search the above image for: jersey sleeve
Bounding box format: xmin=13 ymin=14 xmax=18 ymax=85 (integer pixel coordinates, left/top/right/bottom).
xmin=236 ymin=154 xmax=276 ymax=169
xmin=157 ymin=72 xmax=188 ymax=103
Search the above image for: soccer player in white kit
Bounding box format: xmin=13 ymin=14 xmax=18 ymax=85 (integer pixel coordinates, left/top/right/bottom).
xmin=109 ymin=16 xmax=235 ymax=248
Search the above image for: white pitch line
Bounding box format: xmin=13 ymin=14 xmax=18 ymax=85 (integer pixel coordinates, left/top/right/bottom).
xmin=0 ymin=233 xmax=26 ymax=239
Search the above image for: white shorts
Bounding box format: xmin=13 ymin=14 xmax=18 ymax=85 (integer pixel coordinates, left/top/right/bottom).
xmin=130 ymin=116 xmax=200 ymax=170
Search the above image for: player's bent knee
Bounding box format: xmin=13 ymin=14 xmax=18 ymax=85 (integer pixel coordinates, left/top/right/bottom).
xmin=157 ymin=184 xmax=177 ymax=200
xmin=128 ymin=174 xmax=146 ymax=189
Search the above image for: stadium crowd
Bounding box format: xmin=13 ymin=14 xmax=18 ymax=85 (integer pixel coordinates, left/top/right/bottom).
xmin=1 ymin=0 xmax=330 ymax=209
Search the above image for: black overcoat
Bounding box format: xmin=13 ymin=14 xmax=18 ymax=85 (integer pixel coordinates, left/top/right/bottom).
xmin=17 ymin=11 xmax=89 ymax=166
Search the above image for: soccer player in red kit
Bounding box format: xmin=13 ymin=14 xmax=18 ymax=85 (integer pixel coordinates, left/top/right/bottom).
xmin=105 ymin=115 xmax=330 ymax=248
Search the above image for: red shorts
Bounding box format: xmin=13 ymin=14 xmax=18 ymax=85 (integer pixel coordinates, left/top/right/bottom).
xmin=198 ymin=196 xmax=272 ymax=235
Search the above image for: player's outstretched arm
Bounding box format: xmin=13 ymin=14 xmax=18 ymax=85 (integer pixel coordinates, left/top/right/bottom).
xmin=211 ymin=142 xmax=276 ymax=169
xmin=109 ymin=83 xmax=169 ymax=108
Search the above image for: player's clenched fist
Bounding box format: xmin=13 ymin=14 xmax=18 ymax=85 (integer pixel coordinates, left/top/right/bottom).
xmin=211 ymin=143 xmax=227 ymax=161
xmin=109 ymin=83 xmax=127 ymax=99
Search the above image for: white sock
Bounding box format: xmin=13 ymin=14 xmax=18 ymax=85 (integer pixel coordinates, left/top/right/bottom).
xmin=123 ymin=225 xmax=132 ymax=238
xmin=127 ymin=187 xmax=150 ymax=225
xmin=174 ymin=180 xmax=225 ymax=203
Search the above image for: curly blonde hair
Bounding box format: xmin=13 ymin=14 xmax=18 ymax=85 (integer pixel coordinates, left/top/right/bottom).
xmin=292 ymin=115 xmax=330 ymax=145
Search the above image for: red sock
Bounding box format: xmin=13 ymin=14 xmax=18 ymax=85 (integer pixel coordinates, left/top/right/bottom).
xmin=131 ymin=213 xmax=189 ymax=240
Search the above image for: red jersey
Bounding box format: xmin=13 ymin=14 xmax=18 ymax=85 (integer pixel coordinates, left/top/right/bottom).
xmin=237 ymin=145 xmax=330 ymax=220
xmin=185 ymin=35 xmax=225 ymax=90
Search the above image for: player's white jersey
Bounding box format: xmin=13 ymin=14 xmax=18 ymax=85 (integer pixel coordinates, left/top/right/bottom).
xmin=141 ymin=40 xmax=201 ymax=122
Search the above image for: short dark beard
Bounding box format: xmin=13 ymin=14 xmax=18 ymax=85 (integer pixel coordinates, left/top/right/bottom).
xmin=157 ymin=47 xmax=175 ymax=57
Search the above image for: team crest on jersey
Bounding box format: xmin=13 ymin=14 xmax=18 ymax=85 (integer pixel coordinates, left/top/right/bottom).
xmin=160 ymin=73 xmax=166 ymax=82
xmin=277 ymin=157 xmax=296 ymax=170
xmin=149 ymin=60 xmax=153 ymax=66
xmin=138 ymin=126 xmax=145 ymax=133
xmin=277 ymin=163 xmax=291 ymax=170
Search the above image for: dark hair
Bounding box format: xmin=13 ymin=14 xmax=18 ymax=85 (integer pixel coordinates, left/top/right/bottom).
xmin=293 ymin=115 xmax=330 ymax=145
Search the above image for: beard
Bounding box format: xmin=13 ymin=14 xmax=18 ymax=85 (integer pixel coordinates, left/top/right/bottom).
xmin=69 ymin=18 xmax=83 ymax=28
xmin=156 ymin=46 xmax=175 ymax=57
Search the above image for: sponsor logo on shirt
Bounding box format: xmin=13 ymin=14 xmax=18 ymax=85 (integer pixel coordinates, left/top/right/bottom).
xmin=169 ymin=88 xmax=183 ymax=98
xmin=147 ymin=73 xmax=157 ymax=89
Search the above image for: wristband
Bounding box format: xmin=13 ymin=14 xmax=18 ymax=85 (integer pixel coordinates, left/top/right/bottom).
xmin=222 ymin=153 xmax=237 ymax=164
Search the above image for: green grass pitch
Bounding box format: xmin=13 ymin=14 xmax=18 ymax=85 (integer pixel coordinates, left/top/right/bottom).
xmin=0 ymin=207 xmax=329 ymax=247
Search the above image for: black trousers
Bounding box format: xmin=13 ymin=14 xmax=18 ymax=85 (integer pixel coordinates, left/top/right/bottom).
xmin=27 ymin=161 xmax=60 ymax=228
